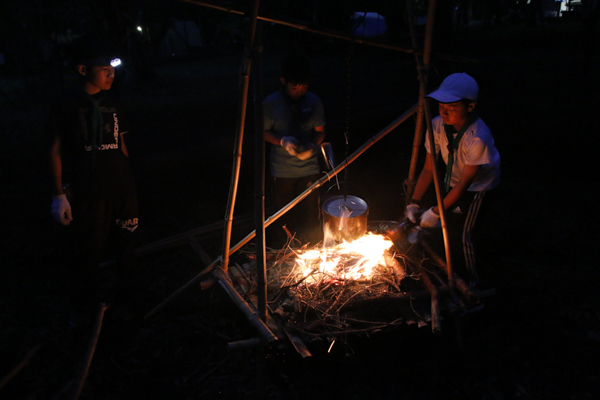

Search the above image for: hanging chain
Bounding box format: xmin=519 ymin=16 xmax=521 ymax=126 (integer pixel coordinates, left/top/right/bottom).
xmin=343 ymin=41 xmax=353 ymax=184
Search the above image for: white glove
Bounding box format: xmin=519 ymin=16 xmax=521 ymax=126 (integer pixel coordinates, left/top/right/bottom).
xmin=280 ymin=136 xmax=298 ymax=156
xmin=51 ymin=194 xmax=73 ymax=225
xmin=405 ymin=203 xmax=421 ymax=223
xmin=420 ymin=207 xmax=440 ymax=228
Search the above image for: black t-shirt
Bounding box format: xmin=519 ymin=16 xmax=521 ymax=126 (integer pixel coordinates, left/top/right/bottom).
xmin=47 ymin=89 xmax=136 ymax=200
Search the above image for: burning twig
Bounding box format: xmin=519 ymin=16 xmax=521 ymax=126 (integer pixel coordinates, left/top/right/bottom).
xmin=324 ymin=283 xmax=349 ymax=316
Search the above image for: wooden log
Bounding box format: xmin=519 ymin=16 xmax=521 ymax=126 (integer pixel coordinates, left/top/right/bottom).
xmin=340 ymin=287 xmax=452 ymax=310
xmin=384 ymin=251 xmax=405 ymax=286
xmin=199 ymin=279 xmax=215 ymax=290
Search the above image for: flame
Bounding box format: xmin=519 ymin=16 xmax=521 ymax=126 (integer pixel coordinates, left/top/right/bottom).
xmin=294 ymin=232 xmax=393 ymax=284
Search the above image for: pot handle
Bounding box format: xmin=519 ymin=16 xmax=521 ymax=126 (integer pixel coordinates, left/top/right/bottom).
xmin=324 ymin=180 xmax=369 ymax=204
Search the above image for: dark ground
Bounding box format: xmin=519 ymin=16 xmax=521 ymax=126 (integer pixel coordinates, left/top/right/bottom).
xmin=1 ymin=17 xmax=599 ymax=400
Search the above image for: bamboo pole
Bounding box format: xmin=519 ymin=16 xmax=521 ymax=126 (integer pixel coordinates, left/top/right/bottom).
xmin=420 ymin=240 xmax=476 ymax=299
xmin=227 ymin=338 xmax=261 ymax=351
xmin=134 ymin=213 xmax=255 ymax=257
xmin=145 ymin=105 xmax=418 ymax=319
xmin=416 ymin=0 xmax=456 ymax=289
xmin=0 ymin=345 xmax=42 ymax=390
xmin=421 ymin=240 xmax=497 ymax=300
xmin=221 ymin=0 xmax=261 ymax=275
xmin=70 ymin=303 xmax=108 ymax=400
xmin=213 ymin=268 xmax=277 ymax=343
xmin=176 ymin=0 xmax=477 ymax=64
xmin=405 ymin=0 xmax=429 ymax=200
xmin=418 ymin=269 xmax=441 ymax=334
xmin=252 ymin=20 xmax=267 ymax=323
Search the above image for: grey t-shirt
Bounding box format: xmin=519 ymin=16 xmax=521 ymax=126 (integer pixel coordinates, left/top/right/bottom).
xmin=264 ymin=90 xmax=325 ymax=178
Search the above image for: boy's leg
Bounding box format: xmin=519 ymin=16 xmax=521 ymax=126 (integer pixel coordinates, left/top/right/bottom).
xmin=293 ymin=174 xmax=322 ymax=245
xmin=461 ymin=191 xmax=486 ymax=286
xmin=68 ymin=198 xmax=112 ymax=324
xmin=269 ymin=176 xmax=298 ymax=247
xmin=110 ymin=193 xmax=139 ymax=317
xmin=448 ymin=191 xmax=487 ymax=287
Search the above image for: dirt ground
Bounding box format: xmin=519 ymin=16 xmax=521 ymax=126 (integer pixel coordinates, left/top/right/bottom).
xmin=1 ymin=17 xmax=599 ymax=400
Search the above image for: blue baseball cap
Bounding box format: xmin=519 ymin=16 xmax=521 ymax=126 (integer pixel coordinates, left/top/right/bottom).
xmin=427 ymin=73 xmax=478 ymax=103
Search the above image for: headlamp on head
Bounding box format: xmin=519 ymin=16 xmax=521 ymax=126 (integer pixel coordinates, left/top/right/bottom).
xmin=110 ymin=58 xmax=122 ymax=67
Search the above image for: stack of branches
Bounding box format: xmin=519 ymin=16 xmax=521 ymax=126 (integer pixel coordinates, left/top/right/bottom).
xmin=236 ymin=238 xmax=440 ymax=340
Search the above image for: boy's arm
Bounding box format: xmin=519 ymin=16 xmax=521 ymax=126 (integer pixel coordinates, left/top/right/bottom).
xmin=411 ymin=152 xmax=434 ymax=202
xmin=433 ymin=164 xmax=480 ymax=214
xmin=120 ymin=131 xmax=129 ymax=157
xmin=264 ymin=130 xmax=282 ymax=145
xmin=50 ymin=136 xmax=64 ymax=196
xmin=49 ymin=135 xmax=73 ymax=225
xmin=313 ymin=125 xmax=326 ymax=146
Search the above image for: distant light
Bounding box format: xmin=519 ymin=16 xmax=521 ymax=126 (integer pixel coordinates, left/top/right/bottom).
xmin=137 ymin=26 xmax=142 ymax=32
xmin=110 ymin=58 xmax=122 ymax=67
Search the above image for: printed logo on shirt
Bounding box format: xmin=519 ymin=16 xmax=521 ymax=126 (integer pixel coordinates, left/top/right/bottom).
xmin=85 ymin=143 xmax=119 ymax=151
xmin=112 ymin=113 xmax=119 ymax=144
xmin=82 ymin=111 xmax=121 ymax=152
xmin=116 ymin=218 xmax=138 ymax=232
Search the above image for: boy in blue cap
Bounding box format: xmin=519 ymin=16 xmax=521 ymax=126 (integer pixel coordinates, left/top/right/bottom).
xmin=48 ymin=36 xmax=138 ymax=323
xmin=407 ymin=73 xmax=500 ymax=286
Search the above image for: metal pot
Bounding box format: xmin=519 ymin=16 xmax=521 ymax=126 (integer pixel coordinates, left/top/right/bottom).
xmin=322 ymin=195 xmax=369 ymax=242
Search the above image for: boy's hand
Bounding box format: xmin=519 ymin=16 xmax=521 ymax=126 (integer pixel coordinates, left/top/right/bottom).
xmin=280 ymin=136 xmax=299 ymax=156
xmin=295 ymin=141 xmax=318 ymax=160
xmin=420 ymin=207 xmax=440 ymax=228
xmin=51 ymin=194 xmax=73 ymax=225
xmin=405 ymin=203 xmax=421 ymax=223
xmin=295 ymin=148 xmax=314 ymax=160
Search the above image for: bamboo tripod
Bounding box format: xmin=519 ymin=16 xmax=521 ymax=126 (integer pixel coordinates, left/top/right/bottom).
xmin=144 ymin=0 xmax=477 ymax=343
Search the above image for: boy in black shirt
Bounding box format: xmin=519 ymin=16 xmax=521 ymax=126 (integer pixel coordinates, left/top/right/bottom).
xmin=48 ymin=36 xmax=138 ymax=323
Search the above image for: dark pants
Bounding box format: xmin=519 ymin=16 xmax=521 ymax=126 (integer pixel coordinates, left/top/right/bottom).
xmin=269 ymin=174 xmax=322 ymax=247
xmin=425 ymin=190 xmax=492 ymax=286
xmin=69 ymin=193 xmax=139 ymax=305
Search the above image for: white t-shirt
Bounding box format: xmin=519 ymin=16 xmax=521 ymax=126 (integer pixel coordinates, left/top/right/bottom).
xmin=425 ymin=115 xmax=500 ymax=191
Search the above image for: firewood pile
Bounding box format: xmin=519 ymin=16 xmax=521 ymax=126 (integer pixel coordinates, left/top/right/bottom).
xmin=230 ymin=222 xmax=470 ymax=348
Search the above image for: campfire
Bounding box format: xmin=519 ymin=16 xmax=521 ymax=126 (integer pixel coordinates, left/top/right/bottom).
xmin=227 ymin=213 xmax=487 ymax=353
xmin=230 ymin=221 xmax=443 ymax=344
xmin=290 ymin=232 xmax=404 ymax=284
